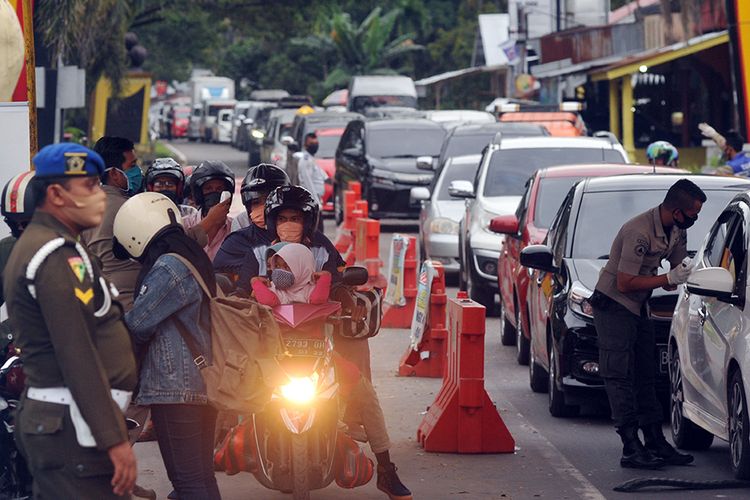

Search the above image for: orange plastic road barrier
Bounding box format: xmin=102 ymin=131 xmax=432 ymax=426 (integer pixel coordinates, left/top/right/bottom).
xmin=382 ymin=235 xmax=418 ymax=328
xmin=398 ymin=262 xmax=447 ymax=378
xmin=343 ymin=190 xmax=358 ymax=231
xmin=334 ymin=188 xmax=362 ymax=253
xmin=348 ymin=181 xmax=361 ymax=199
xmin=417 ymin=293 xmax=515 ymax=453
xmin=354 ymin=218 xmax=382 ymax=280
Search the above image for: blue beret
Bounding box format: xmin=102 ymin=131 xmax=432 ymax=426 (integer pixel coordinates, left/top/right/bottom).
xmin=33 ymin=143 xmax=105 ymax=178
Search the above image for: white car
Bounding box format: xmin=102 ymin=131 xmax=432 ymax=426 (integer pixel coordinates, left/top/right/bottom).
xmin=454 ymin=135 xmax=628 ymax=311
xmin=670 ymin=188 xmax=750 ymax=478
xmin=211 ymin=109 xmax=233 ymax=143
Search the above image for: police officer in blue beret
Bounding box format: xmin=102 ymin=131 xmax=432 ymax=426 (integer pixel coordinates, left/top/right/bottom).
xmin=4 ymin=143 xmax=139 ymax=498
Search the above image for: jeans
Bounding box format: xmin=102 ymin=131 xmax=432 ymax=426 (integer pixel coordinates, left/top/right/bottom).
xmin=150 ymin=404 xmax=220 ymax=500
xmin=592 ymin=293 xmax=662 ymax=429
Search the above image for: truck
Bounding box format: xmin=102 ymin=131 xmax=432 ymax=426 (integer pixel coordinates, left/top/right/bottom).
xmin=187 ymin=76 xmax=235 ymax=141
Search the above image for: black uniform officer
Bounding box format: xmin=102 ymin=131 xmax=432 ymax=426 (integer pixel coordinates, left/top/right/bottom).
xmin=592 ymin=178 xmax=705 ymax=469
xmin=4 ymin=143 xmax=138 ymax=498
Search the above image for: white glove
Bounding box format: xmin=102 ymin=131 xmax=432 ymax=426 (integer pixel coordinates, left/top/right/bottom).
xmin=698 ymin=122 xmax=726 ymax=148
xmin=667 ymin=257 xmax=692 ymax=286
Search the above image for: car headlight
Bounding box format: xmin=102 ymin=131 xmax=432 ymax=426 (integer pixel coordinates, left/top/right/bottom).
xmin=478 ymin=208 xmax=501 ymax=234
xmin=430 ymin=217 xmax=459 ymax=234
xmin=280 ymin=374 xmax=318 ymax=405
xmin=370 ymin=168 xmax=395 ymax=186
xmin=569 ymin=282 xmax=594 ymax=318
xmin=251 ymin=129 xmax=265 ymax=139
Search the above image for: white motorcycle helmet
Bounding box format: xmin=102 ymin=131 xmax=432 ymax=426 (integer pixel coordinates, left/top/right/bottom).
xmin=113 ymin=192 xmax=183 ymax=259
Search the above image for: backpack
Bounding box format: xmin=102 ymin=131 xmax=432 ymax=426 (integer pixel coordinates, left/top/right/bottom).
xmin=169 ymin=254 xmax=285 ymax=414
xmin=329 ymin=285 xmax=383 ymax=339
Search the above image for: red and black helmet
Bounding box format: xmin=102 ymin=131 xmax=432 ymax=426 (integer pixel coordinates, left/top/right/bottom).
xmin=1 ymin=171 xmax=36 ymax=237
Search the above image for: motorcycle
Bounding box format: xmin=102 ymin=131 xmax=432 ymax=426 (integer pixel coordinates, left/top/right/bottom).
xmin=0 ymin=331 xmax=31 ymax=500
xmin=215 ymin=267 xmax=374 ymax=500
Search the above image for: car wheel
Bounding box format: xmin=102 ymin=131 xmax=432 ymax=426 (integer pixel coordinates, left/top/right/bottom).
xmin=730 ymin=370 xmax=750 ymax=478
xmin=499 ymin=299 xmax=515 ymax=346
xmin=548 ymin=344 xmax=579 ymax=418
xmin=529 ymin=331 xmax=548 ymax=393
xmin=669 ymin=346 xmax=713 ymax=450
xmin=516 ymin=303 xmax=530 ymax=365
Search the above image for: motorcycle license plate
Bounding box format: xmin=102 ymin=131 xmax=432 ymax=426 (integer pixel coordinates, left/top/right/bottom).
xmin=658 ymin=344 xmax=668 ymax=374
xmin=284 ymin=338 xmax=326 ymax=357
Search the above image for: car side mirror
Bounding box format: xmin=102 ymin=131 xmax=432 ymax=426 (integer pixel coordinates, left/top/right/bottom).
xmin=490 ymin=215 xmax=519 ymax=235
xmin=448 ymin=180 xmax=475 ymax=198
xmin=341 ymin=147 xmax=363 ymax=159
xmin=686 ymin=267 xmax=734 ymax=300
xmin=520 ymin=245 xmax=558 ymax=273
xmin=410 ymin=186 xmax=431 ymax=202
xmin=416 ymin=155 xmax=434 ymax=170
xmin=343 ymin=266 xmax=369 ymax=286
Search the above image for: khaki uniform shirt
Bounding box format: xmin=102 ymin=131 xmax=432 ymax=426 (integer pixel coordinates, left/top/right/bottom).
xmin=5 ymin=211 xmax=137 ymax=450
xmin=81 ymin=185 xmax=141 ymax=311
xmin=595 ymin=205 xmax=687 ymax=316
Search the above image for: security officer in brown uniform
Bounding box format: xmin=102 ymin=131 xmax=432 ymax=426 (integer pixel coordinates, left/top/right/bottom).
xmin=591 ymin=178 xmax=705 ymax=470
xmin=4 ymin=143 xmax=138 ymax=498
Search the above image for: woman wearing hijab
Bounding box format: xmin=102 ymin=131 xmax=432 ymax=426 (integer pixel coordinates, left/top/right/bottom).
xmin=113 ymin=192 xmax=221 ymax=500
xmin=251 ymin=243 xmax=331 ymax=306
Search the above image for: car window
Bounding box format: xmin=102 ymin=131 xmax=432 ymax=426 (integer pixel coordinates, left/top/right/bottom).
xmin=571 ymin=188 xmax=740 ymax=259
xmin=444 ymin=134 xmax=494 ymax=159
xmin=515 ymin=177 xmax=533 ymax=226
xmin=316 ymin=134 xmax=343 ymax=158
xmin=550 ymin=191 xmax=575 ymax=266
xmin=436 ymin=158 xmax=481 ymax=200
xmin=367 ymin=128 xmax=445 ymax=157
xmin=533 ymin=177 xmax=584 ymax=229
xmin=704 ymin=211 xmax=737 ymax=268
xmin=712 ymin=208 xmax=747 ymax=293
xmin=483 ymin=148 xmax=623 ymax=197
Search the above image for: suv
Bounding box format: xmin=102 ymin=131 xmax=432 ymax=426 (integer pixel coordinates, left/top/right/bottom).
xmin=520 ymin=174 xmax=750 ymax=417
xmin=334 ymin=118 xmax=446 ymax=220
xmin=453 ymin=136 xmax=628 ymax=311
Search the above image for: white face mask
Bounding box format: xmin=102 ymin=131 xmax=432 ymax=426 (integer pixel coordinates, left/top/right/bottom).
xmin=55 ymin=184 xmax=107 ymax=229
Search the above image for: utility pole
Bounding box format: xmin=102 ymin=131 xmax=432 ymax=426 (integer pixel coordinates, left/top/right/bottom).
xmin=22 ymin=0 xmax=37 ymax=156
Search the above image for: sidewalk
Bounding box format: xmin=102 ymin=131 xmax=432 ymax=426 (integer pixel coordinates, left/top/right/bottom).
xmin=134 ymin=327 xmax=605 ymax=499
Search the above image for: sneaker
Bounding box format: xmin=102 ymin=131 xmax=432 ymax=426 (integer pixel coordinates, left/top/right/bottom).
xmin=377 ymin=463 xmax=412 ymax=500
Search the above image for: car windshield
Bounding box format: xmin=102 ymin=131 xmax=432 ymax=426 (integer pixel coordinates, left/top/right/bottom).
xmin=316 ymin=134 xmax=342 ymax=158
xmin=444 ymin=134 xmax=494 ymax=158
xmin=437 ymin=159 xmax=481 ymax=200
xmin=368 ymin=128 xmax=445 ymax=157
xmin=533 ymin=177 xmax=584 ymax=229
xmin=483 ymin=148 xmax=624 ymax=197
xmin=571 ymin=188 xmax=739 ymax=258
xmin=352 ymin=95 xmax=417 ymax=112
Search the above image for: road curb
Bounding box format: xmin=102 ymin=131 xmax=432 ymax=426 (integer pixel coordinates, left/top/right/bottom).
xmin=162 ymin=141 xmax=188 ymax=165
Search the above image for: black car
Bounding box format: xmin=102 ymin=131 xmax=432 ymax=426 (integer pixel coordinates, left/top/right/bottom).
xmin=334 ymin=118 xmax=447 ymax=221
xmin=520 ymin=174 xmax=750 ymax=417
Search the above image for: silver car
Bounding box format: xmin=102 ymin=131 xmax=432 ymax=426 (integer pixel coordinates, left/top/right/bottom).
xmin=412 ymin=154 xmax=482 ymax=273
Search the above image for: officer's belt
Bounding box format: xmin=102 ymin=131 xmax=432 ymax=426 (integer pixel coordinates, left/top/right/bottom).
xmin=27 ymin=387 xmax=132 ymax=447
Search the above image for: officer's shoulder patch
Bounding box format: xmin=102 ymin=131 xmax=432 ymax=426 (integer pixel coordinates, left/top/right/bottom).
xmin=68 ymin=257 xmax=87 ymax=283
xmin=74 ymin=287 xmax=93 ymax=305
xmin=634 ymin=236 xmax=649 ymax=257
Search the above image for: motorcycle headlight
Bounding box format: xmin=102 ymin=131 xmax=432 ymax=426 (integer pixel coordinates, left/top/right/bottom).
xmin=430 ymin=217 xmax=459 ymax=234
xmin=569 ymin=282 xmax=594 ymax=318
xmin=280 ymin=374 xmax=317 ymax=405
xmin=251 ymin=129 xmax=265 ymax=139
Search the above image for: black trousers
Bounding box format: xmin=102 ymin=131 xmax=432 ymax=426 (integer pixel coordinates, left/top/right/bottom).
xmin=150 ymin=404 xmax=221 ymax=500
xmin=592 ymin=294 xmax=662 ymax=429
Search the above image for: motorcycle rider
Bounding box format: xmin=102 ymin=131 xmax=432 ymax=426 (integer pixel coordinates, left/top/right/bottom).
xmin=230 ymin=163 xmax=290 ymax=232
xmin=213 ymin=163 xmax=289 ymax=282
xmin=263 ymin=185 xmax=412 ymax=500
xmin=182 ymin=161 xmax=234 ymax=260
xmin=0 ymin=171 xmax=36 ymax=305
xmin=145 ymin=158 xmax=198 ymax=217
xmin=722 ymin=131 xmax=750 ymax=175
xmin=4 ymin=143 xmax=138 ymax=498
xmin=645 ymin=141 xmax=679 ymax=167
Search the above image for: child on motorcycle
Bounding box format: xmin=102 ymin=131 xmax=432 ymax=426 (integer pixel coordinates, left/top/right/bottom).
xmin=251 ymin=242 xmax=331 ymax=306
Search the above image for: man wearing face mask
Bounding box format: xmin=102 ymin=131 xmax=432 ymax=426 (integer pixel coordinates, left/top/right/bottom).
xmin=4 ymin=143 xmax=138 ymax=498
xmin=295 ymin=133 xmax=326 ymax=204
xmin=591 ymin=179 xmax=706 ymax=470
xmin=80 ymin=137 xmax=143 ymax=310
xmin=144 ymin=158 xmax=198 ymax=217
xmin=214 ymin=164 xmax=289 ymax=286
xmin=181 ymin=161 xmax=234 ymax=260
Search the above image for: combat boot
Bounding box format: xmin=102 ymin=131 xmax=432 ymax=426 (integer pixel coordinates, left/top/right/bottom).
xmin=641 ymin=422 xmax=694 ymax=465
xmin=377 ymin=463 xmax=412 ymax=500
xmin=616 ymin=425 xmax=665 ymax=469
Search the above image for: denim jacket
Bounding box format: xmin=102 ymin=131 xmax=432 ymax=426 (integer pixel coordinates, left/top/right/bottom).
xmin=125 ymin=254 xmax=211 ymax=405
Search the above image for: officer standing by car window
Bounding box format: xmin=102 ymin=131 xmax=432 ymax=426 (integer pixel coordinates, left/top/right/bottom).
xmin=591 ymin=179 xmax=705 ymax=470
xmin=4 ymin=143 xmax=138 ymax=498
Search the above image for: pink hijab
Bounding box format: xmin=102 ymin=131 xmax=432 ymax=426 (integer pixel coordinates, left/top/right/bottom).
xmin=271 ymin=243 xmax=317 ymax=304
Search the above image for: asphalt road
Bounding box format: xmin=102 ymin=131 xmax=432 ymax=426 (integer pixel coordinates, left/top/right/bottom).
xmin=134 ymin=141 xmax=750 ymax=499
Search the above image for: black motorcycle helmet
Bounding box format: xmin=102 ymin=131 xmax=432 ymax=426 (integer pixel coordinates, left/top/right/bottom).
xmin=191 ymin=161 xmax=235 ymax=206
xmin=240 ymin=163 xmax=290 ymax=207
xmin=1 ymin=171 xmax=36 ymax=238
xmin=265 ymin=185 xmax=320 ymax=242
xmin=146 ymin=157 xmax=185 ymax=186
